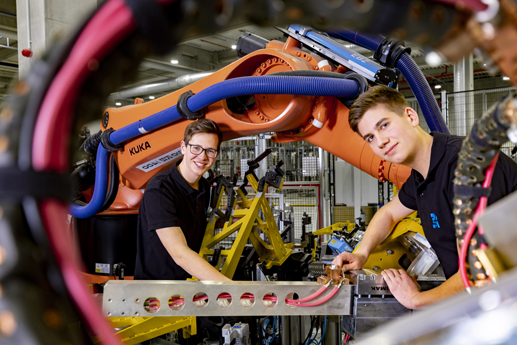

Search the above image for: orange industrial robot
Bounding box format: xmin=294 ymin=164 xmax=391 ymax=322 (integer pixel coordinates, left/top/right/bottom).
xmin=71 ymin=28 xmax=417 ymax=284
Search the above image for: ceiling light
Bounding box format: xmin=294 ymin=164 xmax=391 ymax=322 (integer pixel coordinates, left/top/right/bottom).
xmin=434 ymin=85 xmax=442 ymax=89
xmin=171 ymin=59 xmax=178 ymax=64
xmin=425 ymin=51 xmax=442 ymax=67
xmin=231 ymin=45 xmax=237 ymax=49
xmin=115 ymin=102 xmax=121 ymax=106
xmin=503 ymin=76 xmax=510 ymax=80
xmin=149 ymin=96 xmax=155 ymax=99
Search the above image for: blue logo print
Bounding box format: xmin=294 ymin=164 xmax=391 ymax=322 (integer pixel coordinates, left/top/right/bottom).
xmin=431 ymin=213 xmax=440 ymax=228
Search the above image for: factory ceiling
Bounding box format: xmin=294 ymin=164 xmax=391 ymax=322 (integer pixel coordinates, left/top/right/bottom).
xmin=0 ymin=0 xmax=512 ymax=108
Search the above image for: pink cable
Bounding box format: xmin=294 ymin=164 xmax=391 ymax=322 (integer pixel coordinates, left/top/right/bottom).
xmin=459 ymin=153 xmax=499 ymax=288
xmin=40 ymin=201 xmax=122 ymax=345
xmin=31 ymin=0 xmax=174 ymax=343
xmin=286 ymin=286 xmax=339 ymax=307
xmin=285 ymin=285 xmax=327 ymax=303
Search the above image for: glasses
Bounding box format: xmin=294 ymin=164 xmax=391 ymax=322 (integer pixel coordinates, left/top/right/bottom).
xmin=187 ymin=143 xmax=219 ymax=158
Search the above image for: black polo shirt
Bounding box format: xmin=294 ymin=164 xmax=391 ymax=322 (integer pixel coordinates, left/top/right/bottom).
xmin=398 ymin=132 xmax=517 ymax=279
xmin=134 ymin=161 xmax=210 ymax=280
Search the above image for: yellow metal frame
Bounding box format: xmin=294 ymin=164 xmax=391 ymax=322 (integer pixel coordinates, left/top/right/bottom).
xmin=198 ymin=174 xmax=292 ymax=277
xmin=104 ymin=173 xmax=293 ymax=342
xmin=109 ymin=316 xmax=196 ymax=345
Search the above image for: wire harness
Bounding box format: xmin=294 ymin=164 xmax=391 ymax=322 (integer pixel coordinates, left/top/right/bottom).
xmin=453 ymin=93 xmax=517 ymax=288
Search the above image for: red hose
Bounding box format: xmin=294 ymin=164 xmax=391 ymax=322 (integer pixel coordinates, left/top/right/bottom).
xmin=459 ymin=153 xmax=499 ymax=289
xmin=287 ymin=286 xmax=339 ymax=307
xmin=32 ymin=0 xmax=174 ymax=344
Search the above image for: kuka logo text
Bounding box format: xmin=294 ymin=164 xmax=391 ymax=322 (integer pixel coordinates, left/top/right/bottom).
xmin=129 ymin=141 xmax=151 ymax=156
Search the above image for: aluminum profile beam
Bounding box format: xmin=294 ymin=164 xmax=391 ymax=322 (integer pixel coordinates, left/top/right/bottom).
xmin=103 ymin=280 xmax=353 ymax=317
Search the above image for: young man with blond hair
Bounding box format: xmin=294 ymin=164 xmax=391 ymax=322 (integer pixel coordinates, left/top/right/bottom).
xmin=333 ymin=85 xmax=517 ymax=309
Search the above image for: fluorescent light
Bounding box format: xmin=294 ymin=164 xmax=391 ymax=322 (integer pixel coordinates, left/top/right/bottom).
xmin=484 ymin=63 xmax=486 ymax=66
xmin=149 ymin=96 xmax=155 ymax=99
xmin=231 ymin=45 xmax=237 ymax=49
xmin=503 ymin=76 xmax=510 ymax=80
xmin=171 ymin=59 xmax=178 ymax=64
xmin=115 ymin=102 xmax=121 ymax=106
xmin=434 ymin=85 xmax=442 ymax=89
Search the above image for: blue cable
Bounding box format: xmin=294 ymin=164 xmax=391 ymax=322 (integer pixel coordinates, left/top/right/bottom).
xmin=71 ymin=76 xmax=360 ymax=218
xmin=305 ymin=319 xmax=316 ymax=345
xmin=315 ymin=316 xmax=327 ymax=345
xmin=69 ymin=146 xmax=109 ymax=218
xmin=327 ymin=29 xmax=449 ymax=134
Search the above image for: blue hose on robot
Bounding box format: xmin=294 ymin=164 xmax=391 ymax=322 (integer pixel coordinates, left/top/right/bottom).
xmin=71 ymin=75 xmax=361 ymax=218
xmin=328 ymin=29 xmax=449 ymax=134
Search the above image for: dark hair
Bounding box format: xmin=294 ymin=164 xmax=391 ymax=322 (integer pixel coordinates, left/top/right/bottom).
xmin=349 ymin=85 xmax=410 ymax=135
xmin=184 ymin=119 xmax=223 ymax=150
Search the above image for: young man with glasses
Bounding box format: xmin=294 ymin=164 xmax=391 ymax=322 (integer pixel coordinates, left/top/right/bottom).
xmin=135 ymin=118 xmax=231 ymax=281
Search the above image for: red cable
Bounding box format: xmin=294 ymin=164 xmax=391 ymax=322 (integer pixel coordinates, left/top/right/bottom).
xmin=285 ymin=285 xmax=327 ymax=303
xmin=31 ymin=0 xmax=173 ymax=344
xmin=459 ymin=153 xmax=499 ymax=289
xmin=286 ymin=286 xmax=339 ymax=307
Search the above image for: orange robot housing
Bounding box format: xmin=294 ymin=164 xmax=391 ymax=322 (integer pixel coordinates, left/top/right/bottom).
xmin=96 ymin=36 xmax=410 ymax=215
xmin=77 ymin=36 xmax=411 ymax=284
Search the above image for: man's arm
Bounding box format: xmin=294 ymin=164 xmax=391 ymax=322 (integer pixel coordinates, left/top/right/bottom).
xmin=156 ymin=227 xmax=231 ymax=281
xmin=332 ymin=195 xmax=415 ymax=271
xmin=382 ymin=269 xmax=464 ymax=309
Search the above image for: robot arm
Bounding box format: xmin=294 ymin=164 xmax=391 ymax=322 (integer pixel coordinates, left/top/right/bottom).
xmin=74 ymin=26 xmax=415 ymax=217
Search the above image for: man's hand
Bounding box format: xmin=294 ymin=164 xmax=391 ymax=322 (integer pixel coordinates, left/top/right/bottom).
xmin=331 ymin=252 xmax=368 ymax=272
xmin=381 ymin=269 xmax=421 ymax=309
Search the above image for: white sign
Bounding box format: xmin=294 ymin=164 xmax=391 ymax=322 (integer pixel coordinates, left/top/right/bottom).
xmin=136 ymin=147 xmax=183 ymax=172
xmin=95 ymin=263 xmax=110 ymax=274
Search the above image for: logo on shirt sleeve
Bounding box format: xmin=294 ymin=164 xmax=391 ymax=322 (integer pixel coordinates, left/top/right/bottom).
xmin=430 ymin=213 xmax=440 ymax=228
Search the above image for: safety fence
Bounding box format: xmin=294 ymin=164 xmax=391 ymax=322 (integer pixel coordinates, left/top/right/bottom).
xmin=211 ymin=135 xmax=322 ymax=250
xmin=409 ymin=86 xmax=517 ymax=160
xmin=214 ymin=138 xmax=320 ymax=182
xmin=213 ymin=183 xmax=320 ymax=248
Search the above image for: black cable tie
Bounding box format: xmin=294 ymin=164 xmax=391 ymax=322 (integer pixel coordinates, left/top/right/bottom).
xmin=0 ymin=168 xmax=72 ymax=201
xmin=124 ymin=0 xmax=177 ymax=55
xmin=453 ymin=184 xmax=492 ymax=198
xmin=177 ymin=91 xmax=205 ymax=120
xmin=100 ymin=128 xmax=124 ymax=152
xmin=469 ymin=125 xmax=494 ymax=148
xmin=338 ymin=72 xmax=369 ymax=108
xmin=492 ymin=94 xmax=513 ymax=131
xmin=374 ymin=39 xmax=411 ymax=68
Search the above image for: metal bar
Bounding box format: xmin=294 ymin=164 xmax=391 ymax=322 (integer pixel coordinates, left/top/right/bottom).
xmin=219 ymin=195 xmax=262 ymax=277
xmin=103 ymin=280 xmax=353 ymax=317
xmin=0 ymin=44 xmax=16 ymax=50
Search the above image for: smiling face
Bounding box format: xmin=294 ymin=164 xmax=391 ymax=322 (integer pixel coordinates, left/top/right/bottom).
xmin=179 ymin=132 xmax=219 ymax=187
xmin=357 ymin=104 xmax=421 ymax=165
